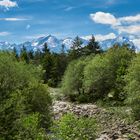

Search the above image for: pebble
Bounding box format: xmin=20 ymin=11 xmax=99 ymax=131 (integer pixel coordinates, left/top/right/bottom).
xmin=52 ymin=101 xmax=140 ymax=140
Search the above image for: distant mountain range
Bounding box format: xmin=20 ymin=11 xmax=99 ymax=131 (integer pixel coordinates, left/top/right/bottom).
xmin=0 ymin=35 xmax=139 ymax=53
xmin=99 ymin=36 xmax=135 ymax=50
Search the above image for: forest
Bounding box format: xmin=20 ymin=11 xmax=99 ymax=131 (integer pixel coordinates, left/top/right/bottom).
xmin=0 ymin=35 xmax=140 ymax=140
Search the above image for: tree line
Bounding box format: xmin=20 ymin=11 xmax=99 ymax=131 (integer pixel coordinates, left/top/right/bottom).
xmin=13 ymin=35 xmax=102 ymax=87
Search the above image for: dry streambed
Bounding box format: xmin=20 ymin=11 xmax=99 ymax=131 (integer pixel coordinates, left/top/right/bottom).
xmin=52 ymin=101 xmax=140 ymax=140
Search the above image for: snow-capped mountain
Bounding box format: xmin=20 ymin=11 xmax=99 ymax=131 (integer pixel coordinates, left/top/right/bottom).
xmin=99 ymin=35 xmax=135 ymax=50
xmin=0 ymin=34 xmax=139 ymax=53
xmin=18 ymin=35 xmax=76 ymax=53
xmin=0 ymin=42 xmax=17 ymax=50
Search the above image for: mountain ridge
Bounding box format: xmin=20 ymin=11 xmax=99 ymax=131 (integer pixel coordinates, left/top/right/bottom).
xmin=0 ymin=35 xmax=138 ymax=52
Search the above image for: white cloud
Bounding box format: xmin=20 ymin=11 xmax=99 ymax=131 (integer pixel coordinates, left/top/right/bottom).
xmin=64 ymin=6 xmax=75 ymax=11
xmin=81 ymin=35 xmax=92 ymax=40
xmin=81 ymin=33 xmax=116 ymax=41
xmin=26 ymin=24 xmax=31 ymax=30
xmin=0 ymin=0 xmax=17 ymax=9
xmin=90 ymin=12 xmax=140 ymax=35
xmin=115 ymin=25 xmax=140 ymax=35
xmin=133 ymin=39 xmax=140 ymax=47
xmin=24 ymin=34 xmax=47 ymax=40
xmin=132 ymin=38 xmax=140 ymax=52
xmin=90 ymin=12 xmax=118 ymax=25
xmin=119 ymin=14 xmax=140 ymax=24
xmin=0 ymin=31 xmax=10 ymax=36
xmin=95 ymin=33 xmax=116 ymax=41
xmin=0 ymin=17 xmax=29 ymax=21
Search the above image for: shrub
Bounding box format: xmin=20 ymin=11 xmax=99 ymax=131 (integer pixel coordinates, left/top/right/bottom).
xmin=84 ymin=46 xmax=134 ymax=102
xmin=0 ymin=52 xmax=52 ymax=139
xmin=124 ymin=53 xmax=140 ymax=120
xmin=14 ymin=113 xmax=48 ymax=140
xmin=49 ymin=113 xmax=98 ymax=140
xmin=61 ymin=57 xmax=87 ymax=101
xmin=84 ymin=55 xmax=109 ymax=101
xmin=24 ymin=84 xmax=52 ymax=128
xmin=104 ymin=46 xmax=134 ymax=101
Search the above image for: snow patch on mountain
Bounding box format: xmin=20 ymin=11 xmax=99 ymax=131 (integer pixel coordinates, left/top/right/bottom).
xmin=0 ymin=34 xmax=139 ymax=53
xmin=99 ymin=35 xmax=135 ymax=50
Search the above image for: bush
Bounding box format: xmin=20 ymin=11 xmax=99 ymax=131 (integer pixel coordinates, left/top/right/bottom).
xmin=62 ymin=46 xmax=134 ymax=103
xmin=14 ymin=113 xmax=48 ymax=140
xmin=0 ymin=52 xmax=52 ymax=139
xmin=61 ymin=57 xmax=87 ymax=100
xmin=84 ymin=46 xmax=134 ymax=102
xmin=124 ymin=53 xmax=140 ymax=120
xmin=84 ymin=55 xmax=109 ymax=101
xmin=24 ymin=84 xmax=52 ymax=128
xmin=61 ymin=55 xmax=95 ymax=102
xmin=49 ymin=113 xmax=98 ymax=140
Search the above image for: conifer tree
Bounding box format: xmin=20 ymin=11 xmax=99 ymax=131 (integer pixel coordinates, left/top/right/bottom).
xmin=13 ymin=47 xmax=19 ymax=60
xmin=41 ymin=43 xmax=54 ymax=84
xmin=42 ymin=42 xmax=50 ymax=56
xmin=68 ymin=36 xmax=83 ymax=60
xmin=20 ymin=46 xmax=29 ymax=64
xmin=85 ymin=35 xmax=102 ymax=55
xmin=33 ymin=49 xmax=42 ymax=65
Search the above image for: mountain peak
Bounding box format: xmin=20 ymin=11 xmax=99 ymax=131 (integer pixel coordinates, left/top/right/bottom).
xmin=0 ymin=34 xmax=139 ymax=53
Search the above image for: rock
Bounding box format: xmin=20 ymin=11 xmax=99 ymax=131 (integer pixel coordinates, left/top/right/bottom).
xmin=52 ymin=101 xmax=102 ymax=119
xmin=96 ymin=134 xmax=111 ymax=140
xmin=52 ymin=101 xmax=140 ymax=140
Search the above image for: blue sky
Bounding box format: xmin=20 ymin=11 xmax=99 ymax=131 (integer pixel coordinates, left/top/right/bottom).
xmin=0 ymin=0 xmax=140 ymax=43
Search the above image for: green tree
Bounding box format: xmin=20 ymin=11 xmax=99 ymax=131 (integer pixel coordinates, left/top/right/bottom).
xmin=20 ymin=46 xmax=29 ymax=64
xmin=42 ymin=52 xmax=54 ymax=84
xmin=41 ymin=43 xmax=68 ymax=87
xmin=124 ymin=53 xmax=140 ymax=120
xmin=61 ymin=56 xmax=94 ymax=102
xmin=82 ymin=35 xmax=102 ymax=55
xmin=0 ymin=52 xmax=52 ymax=139
xmin=33 ymin=49 xmax=42 ymax=65
xmin=42 ymin=42 xmax=50 ymax=57
xmin=68 ymin=36 xmax=83 ymax=60
xmin=13 ymin=47 xmax=19 ymax=60
xmin=28 ymin=50 xmax=34 ymax=63
xmin=84 ymin=45 xmax=134 ymax=102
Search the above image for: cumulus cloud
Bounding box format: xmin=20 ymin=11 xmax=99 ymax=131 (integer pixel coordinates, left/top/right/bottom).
xmin=0 ymin=0 xmax=17 ymax=9
xmin=95 ymin=33 xmax=116 ymax=41
xmin=81 ymin=35 xmax=92 ymax=40
xmin=0 ymin=31 xmax=10 ymax=36
xmin=0 ymin=17 xmax=29 ymax=21
xmin=133 ymin=39 xmax=140 ymax=46
xmin=81 ymin=33 xmax=116 ymax=41
xmin=90 ymin=12 xmax=140 ymax=35
xmin=119 ymin=14 xmax=140 ymax=24
xmin=114 ymin=25 xmax=140 ymax=35
xmin=90 ymin=12 xmax=118 ymax=25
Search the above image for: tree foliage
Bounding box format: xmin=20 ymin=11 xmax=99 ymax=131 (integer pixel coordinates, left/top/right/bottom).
xmin=62 ymin=45 xmax=135 ymax=103
xmin=124 ymin=53 xmax=140 ymax=120
xmin=84 ymin=45 xmax=134 ymax=102
xmin=0 ymin=52 xmax=52 ymax=139
xmin=61 ymin=56 xmax=94 ymax=102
